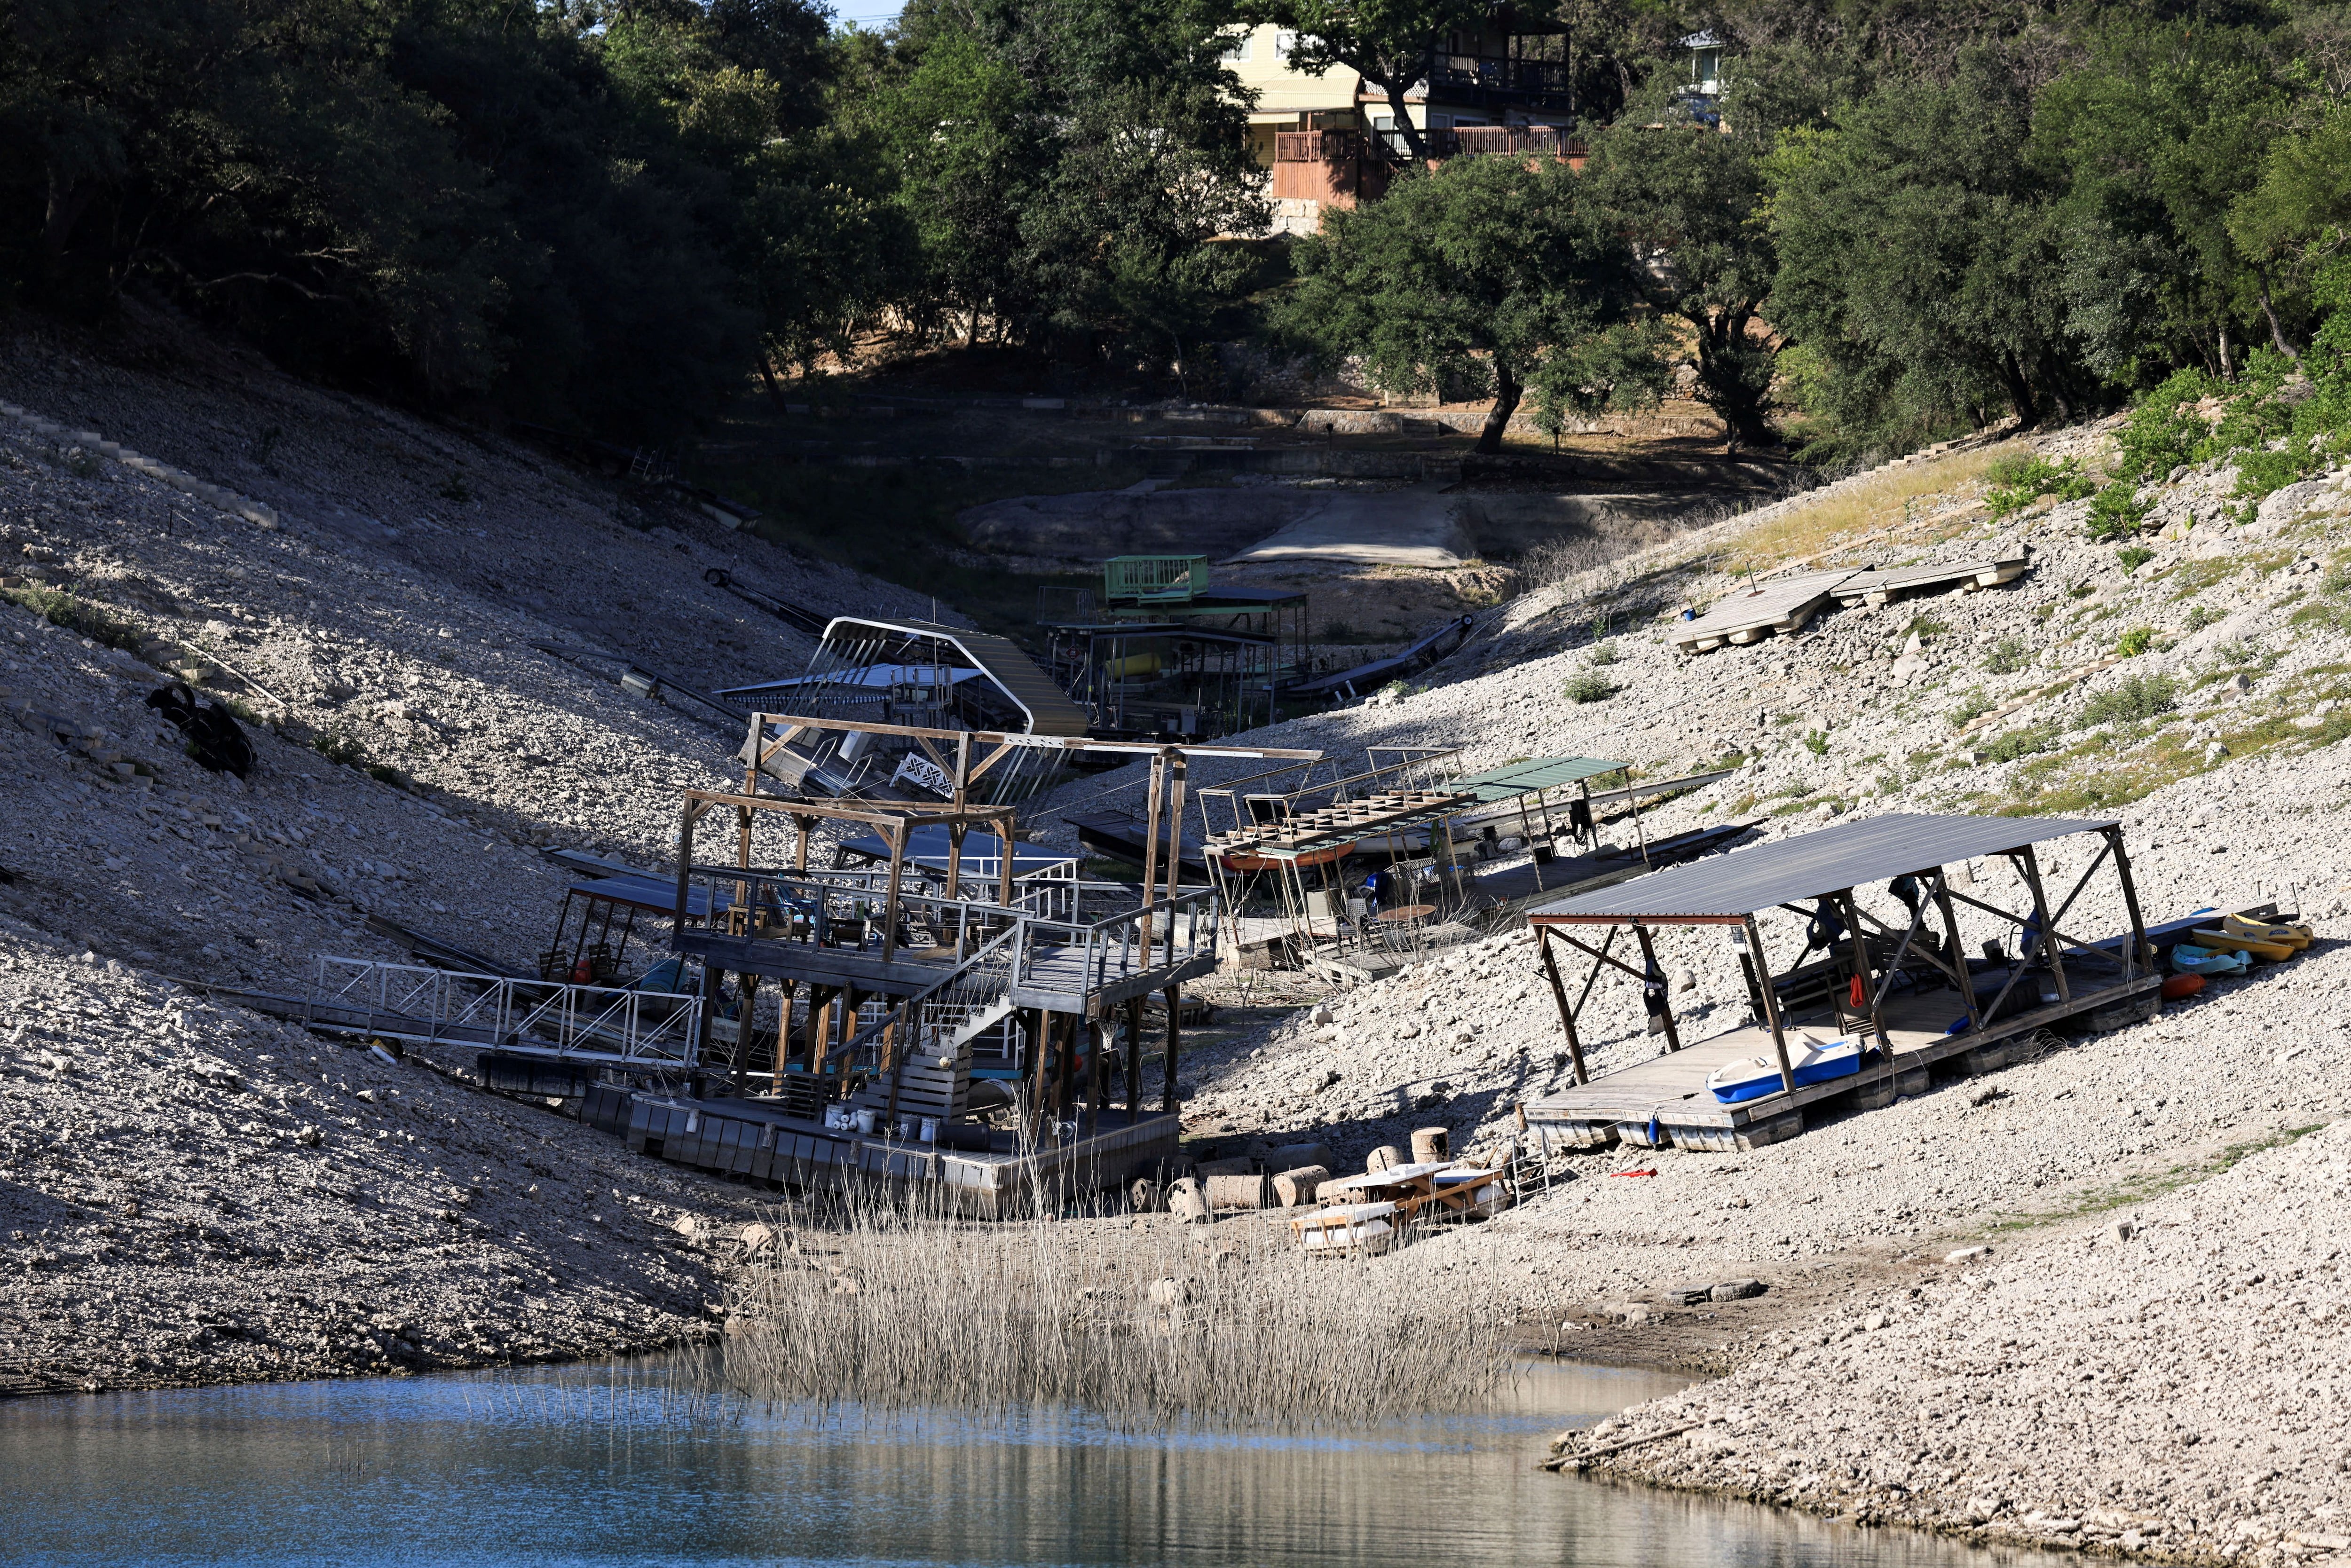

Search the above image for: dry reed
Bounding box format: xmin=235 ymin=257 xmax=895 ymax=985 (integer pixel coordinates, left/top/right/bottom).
xmin=718 ymin=1184 xmax=1517 ymax=1430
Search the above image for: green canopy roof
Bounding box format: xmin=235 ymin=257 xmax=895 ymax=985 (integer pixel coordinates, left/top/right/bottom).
xmin=1451 ymin=756 xmax=1627 ymax=802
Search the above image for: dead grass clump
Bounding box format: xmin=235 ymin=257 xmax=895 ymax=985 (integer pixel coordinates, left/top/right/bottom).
xmin=719 ymin=1185 xmax=1515 ymax=1429
xmin=1726 ymin=441 xmax=2021 ymax=574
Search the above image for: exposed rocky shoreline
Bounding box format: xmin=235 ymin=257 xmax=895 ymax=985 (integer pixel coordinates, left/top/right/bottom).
xmin=5 ymin=324 xmax=2349 ymax=1563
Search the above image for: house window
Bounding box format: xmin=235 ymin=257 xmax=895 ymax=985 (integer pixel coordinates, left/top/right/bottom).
xmin=1275 ymin=30 xmax=1298 ymax=60
xmin=1220 ymin=30 xmax=1252 ymax=63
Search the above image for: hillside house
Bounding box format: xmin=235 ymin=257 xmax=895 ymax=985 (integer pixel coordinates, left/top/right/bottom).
xmin=1226 ymin=11 xmax=1581 ymax=236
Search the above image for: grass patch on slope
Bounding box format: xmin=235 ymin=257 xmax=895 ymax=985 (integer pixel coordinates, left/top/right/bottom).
xmin=1725 ymin=441 xmax=2020 ymax=574
xmin=1966 ymin=1124 xmax=2331 ymax=1241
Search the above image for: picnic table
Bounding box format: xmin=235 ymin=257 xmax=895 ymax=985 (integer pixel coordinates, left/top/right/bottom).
xmin=1315 ymin=1160 xmax=1512 ymax=1223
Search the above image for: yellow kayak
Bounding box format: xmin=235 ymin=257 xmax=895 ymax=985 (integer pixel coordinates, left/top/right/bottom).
xmin=2192 ymin=928 xmax=2296 ymax=961
xmin=2221 ymin=912 xmax=2313 ymax=950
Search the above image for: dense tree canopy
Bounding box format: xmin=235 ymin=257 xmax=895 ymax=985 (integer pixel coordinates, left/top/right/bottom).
xmin=20 ymin=0 xmax=2351 ymax=461
xmin=1278 ymin=154 xmax=1655 ymax=452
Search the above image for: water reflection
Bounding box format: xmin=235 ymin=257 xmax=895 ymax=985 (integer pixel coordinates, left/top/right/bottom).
xmin=0 ymin=1358 xmax=2059 ymax=1568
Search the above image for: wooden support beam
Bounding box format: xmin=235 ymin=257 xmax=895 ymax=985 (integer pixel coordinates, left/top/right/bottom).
xmin=1139 ymin=751 xmax=1167 ymax=947
xmin=733 ymin=971 xmax=759 ymax=1094
xmin=696 ymin=961 xmax=720 ymax=1081
xmin=1633 ymin=923 xmax=1681 ymax=1052
xmin=1161 ymin=755 xmax=1188 ymax=965
xmin=2107 ymin=827 xmax=2151 ymax=979
xmin=1162 ymin=984 xmax=1181 ymax=1116
xmin=1125 ymin=994 xmax=1144 ymax=1113
xmin=1932 ymin=872 xmax=1985 ymax=1036
xmin=2016 ymin=846 xmax=2070 ymax=1004
xmin=1744 ymin=915 xmax=1800 ymax=1098
xmin=1537 ymin=929 xmax=1588 ymax=1086
xmin=1087 ymin=1018 xmax=1105 ymax=1139
xmin=879 ymin=819 xmax=907 ymax=966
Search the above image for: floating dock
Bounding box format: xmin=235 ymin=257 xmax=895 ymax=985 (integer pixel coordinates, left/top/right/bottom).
xmin=1675 ymin=554 xmax=2029 ymax=654
xmin=1522 ymin=812 xmax=2161 ymax=1151
xmin=596 ymin=1087 xmax=1178 ymax=1216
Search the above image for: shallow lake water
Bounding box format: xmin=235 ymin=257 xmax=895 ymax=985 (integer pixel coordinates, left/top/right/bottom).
xmin=0 ymin=1357 xmax=2061 ymax=1567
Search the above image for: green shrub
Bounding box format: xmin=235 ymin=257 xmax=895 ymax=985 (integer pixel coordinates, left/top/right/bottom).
xmin=2087 ymin=482 xmax=2148 ymax=542
xmin=2116 ymin=546 xmax=2154 ymax=573
xmin=2080 ymin=673 xmax=2178 ymax=727
xmin=2116 ymin=626 xmax=2157 ymax=657
xmin=1586 ymin=639 xmax=1619 ymax=666
xmin=1984 ymin=634 xmax=2032 ymax=675
xmin=1947 ymin=689 xmax=1993 ymax=729
xmin=1983 ymin=725 xmax=2056 ymax=764
xmin=2111 ymin=369 xmax=2219 ymax=481
xmin=1984 ymin=455 xmax=2097 ymax=520
xmin=1803 ymin=729 xmax=1829 ymax=756
xmin=1562 ymin=671 xmax=1617 ymax=704
xmin=1 ymin=584 xmax=146 ymax=654
xmin=2185 ymin=605 xmax=2218 ymax=632
xmin=314 ymin=732 xmax=367 ymax=766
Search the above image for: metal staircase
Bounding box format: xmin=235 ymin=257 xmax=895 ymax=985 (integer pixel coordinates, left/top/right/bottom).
xmin=843 ymin=924 xmax=1025 ymax=1121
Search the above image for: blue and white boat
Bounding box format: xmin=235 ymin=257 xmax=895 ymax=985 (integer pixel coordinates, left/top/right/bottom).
xmin=1706 ymin=1033 xmax=1864 ymax=1104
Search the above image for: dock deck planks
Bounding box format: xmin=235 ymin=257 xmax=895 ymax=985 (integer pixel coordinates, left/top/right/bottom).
xmin=1524 ymin=973 xmax=2160 ymax=1151
xmin=1674 ymin=555 xmax=2031 ymax=654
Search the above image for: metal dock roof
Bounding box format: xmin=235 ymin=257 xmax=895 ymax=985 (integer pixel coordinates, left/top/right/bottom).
xmin=1527 ymin=812 xmax=2118 ymax=923
xmin=1450 ymin=756 xmax=1627 ymax=801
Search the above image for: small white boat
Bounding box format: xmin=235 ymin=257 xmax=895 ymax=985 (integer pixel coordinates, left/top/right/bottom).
xmin=1706 ymin=1033 xmax=1862 ymax=1104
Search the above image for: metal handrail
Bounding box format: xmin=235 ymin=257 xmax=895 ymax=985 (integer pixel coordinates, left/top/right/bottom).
xmin=830 ymin=922 xmax=1025 ymax=1067
xmin=308 ymin=957 xmax=702 ymax=1064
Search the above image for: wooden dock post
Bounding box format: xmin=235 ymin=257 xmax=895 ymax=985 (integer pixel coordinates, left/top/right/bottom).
xmin=1125 ymin=994 xmax=1143 ymax=1112
xmin=1537 ymin=929 xmax=1589 ymax=1085
xmin=1161 ymin=983 xmax=1181 ymax=1115
xmin=1744 ymin=915 xmax=1799 ymax=1097
xmin=1632 ymin=923 xmax=1681 ymax=1052
xmin=1931 ymin=872 xmax=1983 ymax=1035
xmin=2017 ymin=846 xmax=2070 ymax=1003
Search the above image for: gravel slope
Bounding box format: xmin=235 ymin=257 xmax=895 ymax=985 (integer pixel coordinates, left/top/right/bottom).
xmin=1028 ymin=417 xmax=2351 ymax=1558
xmin=1582 ymin=1121 xmax=2351 ymax=1567
xmin=0 ymin=321 xmax=925 ymax=1393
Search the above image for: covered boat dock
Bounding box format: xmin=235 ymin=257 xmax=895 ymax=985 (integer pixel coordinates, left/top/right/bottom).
xmin=1522 ymin=812 xmax=2162 ymax=1152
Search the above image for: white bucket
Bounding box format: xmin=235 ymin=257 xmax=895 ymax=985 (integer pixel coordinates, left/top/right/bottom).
xmin=853 ymin=1107 xmax=877 ymax=1135
xmin=920 ymin=1118 xmax=939 ymax=1143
